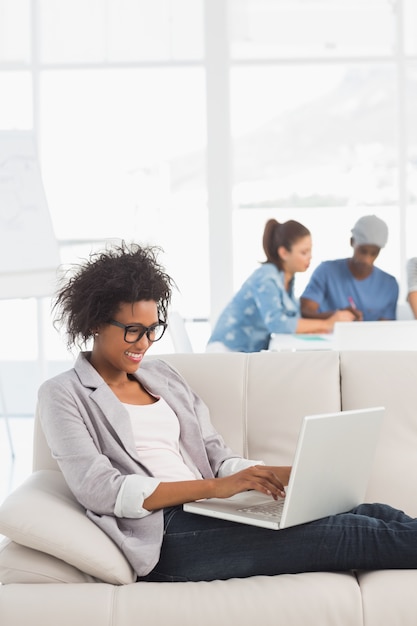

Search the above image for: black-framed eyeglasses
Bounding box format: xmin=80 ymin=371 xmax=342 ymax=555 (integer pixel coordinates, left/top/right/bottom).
xmin=107 ymin=319 xmax=167 ymax=343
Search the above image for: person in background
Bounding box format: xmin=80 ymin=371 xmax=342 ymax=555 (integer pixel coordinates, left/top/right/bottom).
xmin=206 ymin=218 xmax=354 ymax=353
xmin=300 ymin=215 xmax=398 ymax=322
xmin=406 ymin=257 xmax=417 ymax=319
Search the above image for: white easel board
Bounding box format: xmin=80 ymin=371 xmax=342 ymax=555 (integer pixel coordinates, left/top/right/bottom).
xmin=0 ymin=131 xmax=60 ymax=298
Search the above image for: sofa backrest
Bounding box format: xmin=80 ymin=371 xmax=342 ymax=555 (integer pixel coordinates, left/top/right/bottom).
xmin=33 ymin=350 xmax=417 ymax=520
xmin=340 ymin=350 xmax=417 ymax=517
xmin=33 ymin=351 xmax=341 ymax=471
xmin=148 ymin=352 xmax=342 ymax=465
xmin=33 ymin=405 xmax=60 ymax=471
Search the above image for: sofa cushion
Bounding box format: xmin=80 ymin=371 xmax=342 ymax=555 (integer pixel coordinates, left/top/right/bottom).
xmin=357 ymin=570 xmax=417 ymax=626
xmin=340 ymin=350 xmax=417 ymax=517
xmin=0 ymin=470 xmax=136 ymax=585
xmin=0 ymin=537 xmax=97 ymax=584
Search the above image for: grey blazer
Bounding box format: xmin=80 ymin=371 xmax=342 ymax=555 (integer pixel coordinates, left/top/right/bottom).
xmin=37 ymin=352 xmax=238 ymax=577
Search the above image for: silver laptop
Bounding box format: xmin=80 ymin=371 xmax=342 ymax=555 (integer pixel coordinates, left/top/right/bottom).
xmin=183 ymin=407 xmax=384 ymax=530
xmin=333 ymin=320 xmax=417 ymax=351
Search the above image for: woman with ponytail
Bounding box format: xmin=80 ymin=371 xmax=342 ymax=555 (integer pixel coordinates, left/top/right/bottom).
xmin=207 ymin=218 xmax=354 ymax=353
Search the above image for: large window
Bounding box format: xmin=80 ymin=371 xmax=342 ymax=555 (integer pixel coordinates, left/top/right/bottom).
xmin=40 ymin=66 xmax=208 ymax=318
xmin=0 ymin=0 xmax=416 ymax=377
xmin=228 ymin=0 xmax=416 ymax=299
xmin=229 ymin=0 xmax=397 ymax=58
xmin=231 ymin=63 xmax=400 ymax=293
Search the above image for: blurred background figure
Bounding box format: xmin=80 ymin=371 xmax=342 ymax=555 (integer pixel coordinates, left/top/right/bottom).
xmin=206 ymin=218 xmax=354 ymax=353
xmin=300 ymin=215 xmax=398 ymax=322
xmin=406 ymin=257 xmax=417 ymax=319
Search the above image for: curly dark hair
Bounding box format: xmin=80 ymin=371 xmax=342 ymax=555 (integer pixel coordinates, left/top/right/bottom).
xmin=53 ymin=242 xmax=174 ymax=349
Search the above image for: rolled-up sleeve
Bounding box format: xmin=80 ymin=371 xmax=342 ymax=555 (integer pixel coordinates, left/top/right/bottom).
xmin=217 ymin=457 xmax=264 ymax=477
xmin=114 ymin=475 xmax=160 ymax=518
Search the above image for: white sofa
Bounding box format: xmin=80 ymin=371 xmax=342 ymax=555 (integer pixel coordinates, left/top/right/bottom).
xmin=1 ymin=350 xmax=417 ymax=626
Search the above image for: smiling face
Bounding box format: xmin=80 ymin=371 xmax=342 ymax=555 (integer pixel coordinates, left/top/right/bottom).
xmin=90 ymin=300 xmax=159 ymax=382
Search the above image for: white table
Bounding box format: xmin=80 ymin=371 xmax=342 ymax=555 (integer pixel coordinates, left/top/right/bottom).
xmin=268 ymin=333 xmax=335 ymax=352
xmin=270 ymin=320 xmax=417 ymax=352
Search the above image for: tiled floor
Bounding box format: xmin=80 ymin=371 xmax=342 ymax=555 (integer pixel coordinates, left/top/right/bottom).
xmin=0 ymin=415 xmax=34 ymax=507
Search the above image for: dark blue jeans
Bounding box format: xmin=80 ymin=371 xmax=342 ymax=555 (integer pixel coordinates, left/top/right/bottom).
xmin=141 ymin=503 xmax=417 ymax=582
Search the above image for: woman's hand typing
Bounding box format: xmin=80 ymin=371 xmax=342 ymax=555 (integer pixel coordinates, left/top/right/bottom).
xmin=143 ymin=465 xmax=292 ymax=511
xmin=213 ymin=465 xmax=291 ymax=500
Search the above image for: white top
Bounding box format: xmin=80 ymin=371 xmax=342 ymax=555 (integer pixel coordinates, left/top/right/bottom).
xmin=114 ymin=398 xmax=263 ymax=519
xmin=128 ymin=397 xmax=202 ymax=482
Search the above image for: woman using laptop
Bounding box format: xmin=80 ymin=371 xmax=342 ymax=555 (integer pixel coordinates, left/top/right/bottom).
xmin=206 ymin=218 xmax=354 ymax=353
xmin=39 ymin=242 xmax=417 ymax=582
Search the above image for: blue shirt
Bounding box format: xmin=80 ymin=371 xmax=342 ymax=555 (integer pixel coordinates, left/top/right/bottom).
xmin=301 ymin=258 xmax=399 ymax=321
xmin=208 ymin=263 xmax=299 ymax=352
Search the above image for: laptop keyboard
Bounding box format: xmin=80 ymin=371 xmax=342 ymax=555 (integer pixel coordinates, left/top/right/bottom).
xmin=237 ymin=499 xmax=285 ymax=519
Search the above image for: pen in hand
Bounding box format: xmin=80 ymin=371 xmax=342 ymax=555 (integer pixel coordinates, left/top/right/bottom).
xmin=347 ymin=296 xmax=362 ymax=320
xmin=348 ymin=296 xmax=356 ymax=310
